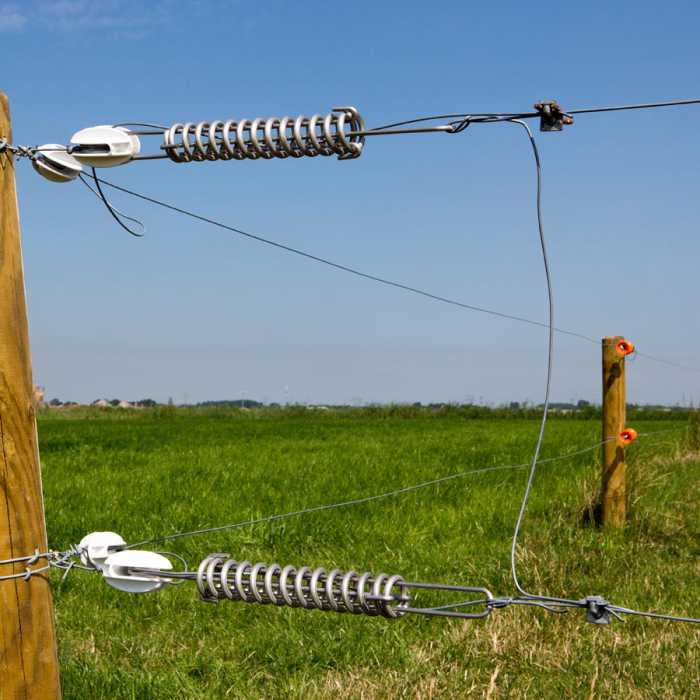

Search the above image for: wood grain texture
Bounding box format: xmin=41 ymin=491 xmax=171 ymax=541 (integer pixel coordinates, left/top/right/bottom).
xmin=0 ymin=92 xmax=61 ymax=700
xmin=600 ymin=336 xmax=626 ymax=528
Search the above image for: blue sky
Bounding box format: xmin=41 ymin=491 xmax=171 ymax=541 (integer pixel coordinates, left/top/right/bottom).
xmin=1 ymin=0 xmax=699 ymax=405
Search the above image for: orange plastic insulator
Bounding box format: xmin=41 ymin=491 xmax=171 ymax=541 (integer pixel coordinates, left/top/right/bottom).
xmin=619 ymin=428 xmax=638 ymax=445
xmin=615 ymin=339 xmax=635 ymax=357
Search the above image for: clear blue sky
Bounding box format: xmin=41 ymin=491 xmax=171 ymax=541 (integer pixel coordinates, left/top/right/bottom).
xmin=2 ymin=0 xmax=699 ymax=405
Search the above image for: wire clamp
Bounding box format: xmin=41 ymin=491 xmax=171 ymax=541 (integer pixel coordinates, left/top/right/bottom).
xmin=534 ymin=101 xmax=574 ymax=132
xmin=584 ymin=595 xmax=611 ymax=625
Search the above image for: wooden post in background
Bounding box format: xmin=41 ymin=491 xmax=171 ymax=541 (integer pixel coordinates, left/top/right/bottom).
xmin=0 ymin=93 xmax=61 ymax=699
xmin=600 ymin=336 xmax=626 ymax=528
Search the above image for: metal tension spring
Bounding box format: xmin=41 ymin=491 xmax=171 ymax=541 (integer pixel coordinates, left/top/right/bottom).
xmin=188 ymin=554 xmax=495 ymax=620
xmin=162 ymin=107 xmax=365 ymax=163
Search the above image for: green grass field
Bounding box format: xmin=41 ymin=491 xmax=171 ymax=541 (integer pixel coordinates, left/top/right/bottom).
xmin=39 ymin=408 xmax=699 ymax=698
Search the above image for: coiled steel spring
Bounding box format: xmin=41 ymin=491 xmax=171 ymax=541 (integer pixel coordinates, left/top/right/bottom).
xmin=196 ymin=554 xmax=409 ymax=618
xmin=162 ymin=107 xmax=365 ymax=164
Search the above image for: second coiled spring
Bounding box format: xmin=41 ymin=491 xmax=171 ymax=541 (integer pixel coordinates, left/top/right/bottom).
xmin=196 ymin=554 xmax=409 ymax=618
xmin=163 ymin=107 xmax=365 ymax=164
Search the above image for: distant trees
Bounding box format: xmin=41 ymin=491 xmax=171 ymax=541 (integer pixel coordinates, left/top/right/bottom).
xmin=197 ymin=399 xmax=263 ymax=409
xmin=44 ymin=398 xmax=79 ymax=408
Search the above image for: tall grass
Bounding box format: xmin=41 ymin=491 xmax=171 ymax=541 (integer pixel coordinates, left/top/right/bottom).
xmin=37 ymin=409 xmax=699 ymax=699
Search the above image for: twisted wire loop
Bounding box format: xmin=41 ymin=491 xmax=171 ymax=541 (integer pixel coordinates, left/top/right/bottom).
xmin=0 ymin=138 xmax=36 ymax=160
xmin=0 ymin=549 xmax=57 ymax=582
xmin=0 ymin=544 xmax=93 ymax=583
xmin=195 ymin=554 xmax=410 ymax=618
xmin=0 ymin=549 xmax=48 ymax=581
xmin=162 ymin=107 xmax=365 ymax=164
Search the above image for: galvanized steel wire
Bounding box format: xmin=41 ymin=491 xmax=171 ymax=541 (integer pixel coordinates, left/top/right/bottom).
xmin=5 ymin=95 xmax=700 ymax=627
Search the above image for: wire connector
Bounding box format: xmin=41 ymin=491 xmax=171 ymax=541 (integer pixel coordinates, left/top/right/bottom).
xmin=584 ymin=595 xmax=612 ymax=625
xmin=534 ymin=101 xmax=574 ymax=132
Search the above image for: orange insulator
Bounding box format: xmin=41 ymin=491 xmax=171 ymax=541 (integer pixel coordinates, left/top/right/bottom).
xmin=615 ymin=339 xmax=635 ymax=357
xmin=619 ymin=428 xmax=638 ymax=444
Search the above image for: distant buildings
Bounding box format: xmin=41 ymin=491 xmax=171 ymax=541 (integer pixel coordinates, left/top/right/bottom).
xmin=39 ymin=396 xmax=156 ymax=409
xmin=90 ymin=399 xmax=136 ymax=408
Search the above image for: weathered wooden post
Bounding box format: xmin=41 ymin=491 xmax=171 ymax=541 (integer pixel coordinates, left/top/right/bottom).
xmin=600 ymin=335 xmax=631 ymax=527
xmin=0 ymin=92 xmax=61 ymax=699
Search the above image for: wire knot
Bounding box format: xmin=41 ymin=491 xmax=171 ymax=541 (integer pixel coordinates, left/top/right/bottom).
xmin=26 ymin=549 xmax=41 ymax=566
xmin=447 ymin=116 xmax=473 ymax=134
xmin=15 ymin=145 xmax=36 ymax=159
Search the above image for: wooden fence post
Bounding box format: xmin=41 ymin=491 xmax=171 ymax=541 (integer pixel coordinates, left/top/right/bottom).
xmin=600 ymin=335 xmax=627 ymax=527
xmin=0 ymin=92 xmax=61 ymax=699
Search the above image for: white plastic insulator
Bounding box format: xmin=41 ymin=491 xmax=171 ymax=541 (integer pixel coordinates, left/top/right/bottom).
xmin=78 ymin=531 xmax=126 ymax=571
xmin=70 ymin=125 xmax=140 ymax=167
xmin=32 ymin=144 xmax=82 ymax=183
xmin=102 ymin=550 xmax=173 ymax=594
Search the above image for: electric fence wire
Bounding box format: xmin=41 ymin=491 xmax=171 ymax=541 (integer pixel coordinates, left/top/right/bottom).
xmin=79 ymin=112 xmax=700 ymax=623
xmin=122 ymin=425 xmax=686 ymax=552
xmin=506 ymin=119 xmax=555 ymax=601
xmin=115 ymin=425 xmax=698 ymax=623
xmin=5 ymin=100 xmax=700 ymax=371
xmin=123 ymin=436 xmax=614 ymax=550
xmin=0 ymin=427 xmax=685 ymax=576
xmin=78 ymin=171 xmax=144 ymax=237
xmin=80 ymin=170 xmax=700 ymax=375
xmin=7 ymin=96 xmax=696 ymax=157
xmin=493 ymin=119 xmax=699 ymax=626
xmin=361 ymin=97 xmax=700 ymax=134
xmin=5 ymin=97 xmax=700 ymax=625
xmin=567 ymin=98 xmax=700 ymax=115
xmin=78 ymin=170 xmax=598 ymax=345
xmin=0 ymin=430 xmax=695 ymax=621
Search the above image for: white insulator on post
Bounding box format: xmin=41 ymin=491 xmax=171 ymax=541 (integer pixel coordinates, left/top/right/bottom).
xmin=102 ymin=550 xmax=173 ymax=594
xmin=70 ymin=125 xmax=141 ymax=167
xmin=32 ymin=144 xmax=82 ymax=183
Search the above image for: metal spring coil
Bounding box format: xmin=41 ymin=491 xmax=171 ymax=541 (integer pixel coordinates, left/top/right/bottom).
xmin=163 ymin=107 xmax=365 ymax=164
xmin=196 ymin=554 xmax=410 ymax=618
